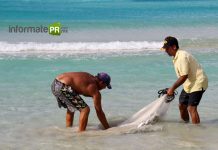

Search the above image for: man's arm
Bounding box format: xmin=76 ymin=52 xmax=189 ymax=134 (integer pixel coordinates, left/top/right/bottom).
xmin=167 ymin=75 xmax=188 ymax=95
xmin=93 ymin=92 xmax=110 ymax=129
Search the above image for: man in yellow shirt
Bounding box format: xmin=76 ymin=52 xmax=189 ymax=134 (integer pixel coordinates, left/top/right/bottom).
xmin=161 ymin=36 xmax=208 ymax=124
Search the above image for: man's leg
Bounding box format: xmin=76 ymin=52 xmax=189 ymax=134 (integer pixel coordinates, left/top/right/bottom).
xmin=179 ymin=90 xmax=190 ymax=123
xmin=187 ymin=90 xmax=204 ymax=124
xmin=179 ymin=103 xmax=190 ymax=122
xmin=78 ymin=106 xmax=90 ymax=132
xmin=66 ymin=109 xmax=74 ymax=127
xmin=188 ymin=106 xmax=200 ymax=124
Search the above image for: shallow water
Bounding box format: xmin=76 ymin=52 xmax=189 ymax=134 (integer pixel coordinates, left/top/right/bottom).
xmin=0 ymin=51 xmax=218 ymax=149
xmin=1 ymin=0 xmax=218 ymax=149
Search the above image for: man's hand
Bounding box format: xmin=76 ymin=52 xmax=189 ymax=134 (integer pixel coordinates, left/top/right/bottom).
xmin=167 ymin=87 xmax=175 ymax=96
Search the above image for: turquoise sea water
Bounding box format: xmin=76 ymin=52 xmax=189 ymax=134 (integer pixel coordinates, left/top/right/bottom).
xmin=1 ymin=0 xmax=218 ymax=42
xmin=0 ymin=0 xmax=218 ymax=149
xmin=1 ymin=0 xmax=218 ymax=28
xmin=1 ymin=52 xmax=218 ymax=149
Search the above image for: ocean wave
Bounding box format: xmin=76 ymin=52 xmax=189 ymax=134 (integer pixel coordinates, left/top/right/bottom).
xmin=0 ymin=41 xmax=162 ymax=55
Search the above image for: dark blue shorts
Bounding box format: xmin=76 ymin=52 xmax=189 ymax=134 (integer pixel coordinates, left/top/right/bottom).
xmin=179 ymin=89 xmax=205 ymax=106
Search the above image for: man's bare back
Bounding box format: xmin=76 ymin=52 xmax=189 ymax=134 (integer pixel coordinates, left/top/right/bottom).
xmin=56 ymin=72 xmax=99 ymax=97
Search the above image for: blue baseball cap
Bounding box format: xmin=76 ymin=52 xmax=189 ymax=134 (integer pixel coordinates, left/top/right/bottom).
xmin=97 ymin=72 xmax=112 ymax=89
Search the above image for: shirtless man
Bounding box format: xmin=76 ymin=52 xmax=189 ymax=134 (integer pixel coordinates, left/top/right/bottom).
xmin=51 ymin=72 xmax=111 ymax=132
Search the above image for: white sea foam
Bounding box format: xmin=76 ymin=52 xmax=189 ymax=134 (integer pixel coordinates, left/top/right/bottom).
xmin=0 ymin=41 xmax=162 ymax=55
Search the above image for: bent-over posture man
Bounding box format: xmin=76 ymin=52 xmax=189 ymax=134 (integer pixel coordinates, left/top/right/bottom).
xmin=51 ymin=72 xmax=111 ymax=131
